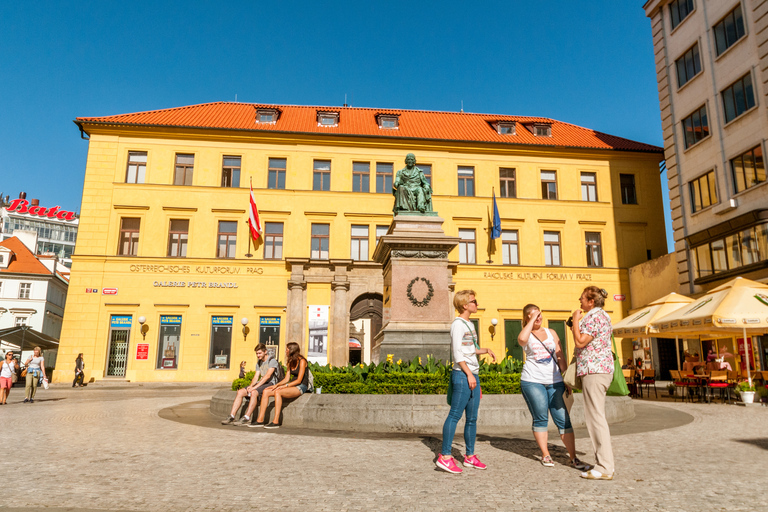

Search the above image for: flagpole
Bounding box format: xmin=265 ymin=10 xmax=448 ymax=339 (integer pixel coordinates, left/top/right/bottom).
xmin=245 ymin=177 xmax=253 ymax=258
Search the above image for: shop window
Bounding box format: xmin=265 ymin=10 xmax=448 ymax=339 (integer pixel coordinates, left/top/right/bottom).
xmin=352 ymin=162 xmax=370 ymax=193
xmin=174 ymin=154 xmax=194 ymax=186
xmin=458 ymin=229 xmax=476 ymax=264
xmin=500 ymin=168 xmax=516 ymax=198
xmin=581 ymin=172 xmax=597 ymax=202
xmin=350 ymin=225 xmax=369 ymax=261
xmin=18 ymin=282 xmax=31 ymax=299
xmin=376 ymin=163 xmax=394 ymax=194
xmin=669 ymin=0 xmax=694 ymax=30
xmin=263 ymin=222 xmax=283 ymax=260
xmin=311 ymin=224 xmax=330 ymax=259
xmin=167 ymin=219 xmax=189 ymax=257
xmin=731 ymin=145 xmax=765 ymax=193
xmin=268 ymin=158 xmax=286 ymax=190
xmin=682 ymin=105 xmax=709 ymax=149
xmin=620 ymin=174 xmax=637 ymax=204
xmin=209 ymin=316 xmax=233 ymax=369
xmin=722 ymin=73 xmax=756 ymax=124
xmin=221 ymin=156 xmax=241 ymax=188
xmin=501 ymin=230 xmax=519 ymax=265
xmin=544 ymin=231 xmax=561 ymax=266
xmin=713 ymin=4 xmax=745 ymax=56
xmin=118 ymin=218 xmax=140 ymax=256
xmin=675 ymin=43 xmax=701 ymax=88
xmin=689 ymin=171 xmax=717 ymax=213
xmin=313 ymin=160 xmax=331 ymax=191
xmin=125 ymin=151 xmax=147 ymax=184
xmin=157 ymin=315 xmax=181 ymax=369
xmin=217 ymin=221 xmax=237 ymax=258
xmin=541 ymin=171 xmax=558 ymax=200
xmin=585 ymin=232 xmax=603 ymax=267
xmin=458 ymin=166 xmax=475 ymax=197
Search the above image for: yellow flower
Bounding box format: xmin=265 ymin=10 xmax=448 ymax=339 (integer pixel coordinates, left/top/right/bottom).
xmin=397 ymin=359 xmax=402 ymax=365
xmin=418 ymin=357 xmax=423 ymax=365
xmin=359 ymin=363 xmax=364 ymax=368
xmin=386 ymin=354 xmax=394 ymax=363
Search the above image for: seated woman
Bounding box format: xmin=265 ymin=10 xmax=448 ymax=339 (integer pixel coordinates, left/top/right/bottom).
xmin=621 ymin=358 xmax=633 ymax=370
xmin=253 ymin=342 xmax=309 ymax=429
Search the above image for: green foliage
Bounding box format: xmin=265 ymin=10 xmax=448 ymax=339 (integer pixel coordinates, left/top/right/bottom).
xmin=231 ymin=370 xmax=255 ymax=391
xmin=736 ymin=381 xmax=756 ymax=392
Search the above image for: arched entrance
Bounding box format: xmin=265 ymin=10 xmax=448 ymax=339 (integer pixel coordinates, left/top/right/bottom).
xmin=349 ymin=293 xmax=383 ymax=364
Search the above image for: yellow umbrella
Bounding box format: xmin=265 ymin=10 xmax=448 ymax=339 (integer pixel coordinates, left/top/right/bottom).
xmin=613 ymin=293 xmax=694 ymax=370
xmin=651 ymin=277 xmax=768 ymax=386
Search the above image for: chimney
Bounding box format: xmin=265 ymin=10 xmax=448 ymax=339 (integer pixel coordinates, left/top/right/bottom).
xmin=31 ymin=199 xmax=39 ymax=206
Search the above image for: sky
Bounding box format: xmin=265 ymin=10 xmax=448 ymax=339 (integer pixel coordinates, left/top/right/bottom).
xmin=0 ymin=0 xmax=674 ymax=251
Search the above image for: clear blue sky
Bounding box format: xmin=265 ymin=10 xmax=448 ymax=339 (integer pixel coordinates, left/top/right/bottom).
xmin=0 ymin=0 xmax=674 ymax=252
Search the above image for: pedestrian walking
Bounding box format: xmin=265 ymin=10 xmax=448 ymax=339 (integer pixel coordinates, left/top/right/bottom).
xmin=436 ymin=290 xmax=496 ymax=474
xmin=24 ymin=346 xmax=47 ymax=403
xmin=571 ymin=286 xmax=615 ymax=480
xmin=1 ymin=351 xmax=20 ymax=404
xmin=73 ymin=353 xmax=85 ymax=387
xmin=518 ymin=304 xmax=590 ymax=470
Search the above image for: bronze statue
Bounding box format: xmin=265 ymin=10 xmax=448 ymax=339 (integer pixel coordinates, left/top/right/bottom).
xmin=392 ymin=153 xmax=432 ymax=213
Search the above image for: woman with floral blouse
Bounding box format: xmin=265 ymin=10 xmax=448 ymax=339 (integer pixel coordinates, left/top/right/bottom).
xmin=571 ymin=286 xmax=614 ymax=480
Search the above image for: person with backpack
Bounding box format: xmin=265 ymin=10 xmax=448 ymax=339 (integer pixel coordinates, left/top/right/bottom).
xmin=252 ymin=342 xmax=310 ymax=429
xmin=221 ymin=343 xmax=281 ymax=426
xmin=436 ymin=290 xmax=496 ymax=474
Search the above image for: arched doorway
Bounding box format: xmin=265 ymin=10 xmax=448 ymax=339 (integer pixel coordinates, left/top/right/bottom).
xmin=349 ymin=293 xmax=383 ymax=364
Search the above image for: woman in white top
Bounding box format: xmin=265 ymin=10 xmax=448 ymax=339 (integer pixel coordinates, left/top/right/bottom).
xmin=518 ymin=304 xmax=589 ymax=470
xmin=436 ymin=290 xmax=496 ymax=474
xmin=1 ymin=351 xmax=20 ymax=404
xmin=24 ymin=346 xmax=46 ymax=403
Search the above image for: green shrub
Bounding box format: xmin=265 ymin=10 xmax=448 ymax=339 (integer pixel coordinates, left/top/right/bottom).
xmin=231 ymin=370 xmax=255 ymax=391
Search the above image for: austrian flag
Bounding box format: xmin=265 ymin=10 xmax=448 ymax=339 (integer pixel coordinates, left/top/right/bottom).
xmin=248 ymin=183 xmax=262 ymax=241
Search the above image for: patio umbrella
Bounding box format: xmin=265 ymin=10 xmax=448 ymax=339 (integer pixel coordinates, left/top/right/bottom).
xmin=651 ymin=277 xmax=768 ymax=386
xmin=612 ymin=292 xmax=694 ymax=370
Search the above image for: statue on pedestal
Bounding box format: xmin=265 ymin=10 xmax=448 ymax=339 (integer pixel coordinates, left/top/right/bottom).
xmin=392 ymin=153 xmax=432 ymax=214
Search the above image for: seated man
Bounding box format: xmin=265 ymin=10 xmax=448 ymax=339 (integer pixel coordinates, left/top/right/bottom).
xmin=221 ymin=343 xmax=281 ymax=425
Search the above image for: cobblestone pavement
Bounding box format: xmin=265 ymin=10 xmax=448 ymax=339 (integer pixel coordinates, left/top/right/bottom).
xmin=0 ymin=383 xmax=765 ymax=512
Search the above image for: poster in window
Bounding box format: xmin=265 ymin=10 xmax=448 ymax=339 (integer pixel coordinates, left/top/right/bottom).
xmin=307 ymin=305 xmax=328 ymax=365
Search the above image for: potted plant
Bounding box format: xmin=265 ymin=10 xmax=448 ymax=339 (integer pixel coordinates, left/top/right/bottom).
xmin=666 ymin=383 xmax=676 ymax=397
xmin=736 ymin=381 xmax=756 ymax=404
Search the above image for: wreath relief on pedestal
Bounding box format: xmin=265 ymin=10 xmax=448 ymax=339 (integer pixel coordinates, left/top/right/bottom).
xmin=406 ymin=277 xmax=434 ymax=307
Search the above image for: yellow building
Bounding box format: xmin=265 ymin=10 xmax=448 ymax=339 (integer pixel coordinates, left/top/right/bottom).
xmin=54 ymin=102 xmax=667 ymax=383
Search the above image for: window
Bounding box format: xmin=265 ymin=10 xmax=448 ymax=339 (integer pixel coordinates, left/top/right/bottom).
xmin=376 ymin=114 xmax=399 ymax=129
xmin=174 ymin=154 xmax=194 ymax=186
xmin=496 ymin=122 xmax=515 ymax=135
xmin=682 ymin=105 xmax=710 ymax=148
xmin=419 ymin=164 xmax=432 ymax=188
xmin=581 ymin=172 xmax=597 ymax=202
xmin=689 ymin=171 xmax=718 ymax=213
xmin=256 ymin=108 xmax=279 ymax=124
xmin=620 ymin=174 xmax=637 ymax=204
xmin=221 ymin=156 xmax=241 ymax=188
xmin=722 ymin=73 xmax=756 ymax=124
xmin=263 ymin=222 xmax=283 ymax=260
xmin=541 ymin=171 xmax=558 ymax=200
xmin=118 ymin=218 xmax=140 ymax=256
xmin=533 ymin=124 xmax=551 ymax=137
xmin=15 ymin=316 xmax=28 ymax=326
xmin=157 ymin=315 xmax=181 ymax=369
xmin=18 ymin=282 xmax=31 ymax=299
xmin=376 ymin=163 xmax=394 ymax=194
xmin=501 ymin=230 xmax=519 ymax=265
xmin=675 ymin=43 xmax=702 ymax=88
xmin=313 ymin=160 xmax=331 ymax=191
xmin=585 ymin=232 xmax=603 ymax=267
xmin=544 ymin=231 xmax=561 ymax=266
xmin=125 ymin=151 xmax=147 ymax=184
xmin=167 ymin=220 xmax=189 ymax=257
xmin=350 ymin=225 xmax=369 ymax=261
xmin=499 ymin=168 xmax=516 ymax=198
xmin=458 ymin=166 xmax=475 ymax=197
xmin=311 ymin=224 xmax=329 ymax=259
xmin=731 ymin=145 xmax=766 ymax=193
xmin=376 ymin=225 xmax=388 ymax=247
xmin=268 ymin=158 xmax=286 ymax=190
xmin=694 ymin=223 xmax=768 ymax=278
xmin=713 ymin=4 xmax=745 ymax=56
xmin=458 ymin=229 xmax=476 ymax=264
xmin=217 ymin=221 xmax=237 ymax=258
xmin=669 ymin=0 xmax=694 ymax=30
xmin=352 ymin=162 xmax=370 ymax=193
xmin=317 ymin=111 xmax=339 ymax=126
xmin=209 ymin=316 xmax=233 ymax=369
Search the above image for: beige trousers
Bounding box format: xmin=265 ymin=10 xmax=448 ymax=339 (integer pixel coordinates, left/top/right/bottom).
xmin=581 ymin=373 xmax=614 ymax=475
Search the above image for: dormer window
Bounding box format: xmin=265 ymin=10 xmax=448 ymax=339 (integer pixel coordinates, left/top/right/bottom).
xmin=376 ymin=114 xmax=399 ymax=130
xmin=496 ymin=122 xmax=516 ymax=135
xmin=255 ymin=108 xmax=280 ymax=124
xmin=317 ymin=111 xmax=339 ymax=127
xmin=0 ymin=248 xmax=11 ymax=269
xmin=533 ymin=123 xmax=552 ymax=137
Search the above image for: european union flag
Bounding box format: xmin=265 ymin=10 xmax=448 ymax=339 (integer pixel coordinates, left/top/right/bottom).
xmin=491 ymin=190 xmax=502 ymax=239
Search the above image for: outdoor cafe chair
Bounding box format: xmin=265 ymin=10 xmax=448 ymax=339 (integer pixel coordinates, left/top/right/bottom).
xmin=707 ymin=370 xmax=731 ymax=404
xmin=670 ymin=370 xmax=693 ymax=403
xmin=640 ymin=369 xmax=657 ymax=399
xmin=622 ymin=369 xmax=638 ymax=397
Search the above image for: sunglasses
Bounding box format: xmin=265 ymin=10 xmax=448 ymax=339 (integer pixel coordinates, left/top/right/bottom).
xmin=467 ymin=300 xmax=478 ymax=305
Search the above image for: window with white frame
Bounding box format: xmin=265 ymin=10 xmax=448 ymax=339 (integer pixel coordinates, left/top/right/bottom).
xmin=585 ymin=232 xmax=603 ymax=267
xmin=350 ymin=225 xmax=369 ymax=261
xmin=125 ymin=151 xmax=147 ymax=184
xmin=18 ymin=282 xmax=31 ymax=299
xmin=581 ymin=172 xmax=597 ymax=202
xmin=544 ymin=232 xmax=561 ymax=266
xmin=501 ymin=230 xmax=519 ymax=265
xmin=458 ymin=229 xmax=476 ymax=264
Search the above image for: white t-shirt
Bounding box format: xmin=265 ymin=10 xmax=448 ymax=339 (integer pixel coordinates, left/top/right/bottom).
xmin=1 ymin=360 xmax=14 ymax=378
xmin=451 ymin=317 xmax=479 ymax=374
xmin=521 ymin=329 xmax=563 ymax=384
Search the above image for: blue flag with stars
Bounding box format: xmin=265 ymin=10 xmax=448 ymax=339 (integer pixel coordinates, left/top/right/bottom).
xmin=491 ymin=190 xmax=501 ymax=239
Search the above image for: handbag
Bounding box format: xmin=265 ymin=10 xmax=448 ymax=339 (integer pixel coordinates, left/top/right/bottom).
xmin=563 ymin=357 xmax=581 ymax=390
xmin=42 ymin=378 xmax=49 ymax=390
xmin=607 ymin=335 xmax=630 ymax=397
xmin=21 ymin=368 xmax=27 ymax=378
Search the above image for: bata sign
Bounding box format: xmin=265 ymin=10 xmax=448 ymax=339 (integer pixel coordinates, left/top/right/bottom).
xmin=7 ymin=199 xmax=77 ymax=221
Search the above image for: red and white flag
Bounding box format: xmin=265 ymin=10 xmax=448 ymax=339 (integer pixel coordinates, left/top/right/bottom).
xmin=248 ymin=182 xmax=262 ymax=241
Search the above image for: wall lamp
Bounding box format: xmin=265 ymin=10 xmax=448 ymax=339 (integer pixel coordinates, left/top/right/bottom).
xmin=241 ymin=317 xmax=250 ymax=341
xmin=490 ymin=318 xmax=498 ymax=342
xmin=138 ymin=316 xmax=149 ymax=340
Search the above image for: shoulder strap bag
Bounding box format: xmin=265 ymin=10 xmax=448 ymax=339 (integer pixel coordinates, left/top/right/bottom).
xmin=607 ymin=334 xmax=630 ymax=397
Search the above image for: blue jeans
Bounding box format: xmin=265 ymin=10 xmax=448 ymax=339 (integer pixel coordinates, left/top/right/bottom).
xmin=441 ymin=370 xmax=481 ymax=456
xmin=520 ymin=380 xmax=573 ymax=434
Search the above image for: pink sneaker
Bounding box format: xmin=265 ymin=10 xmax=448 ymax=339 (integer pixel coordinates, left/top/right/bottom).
xmin=436 ymin=454 xmax=463 ymax=474
xmin=463 ymin=454 xmax=487 ymax=470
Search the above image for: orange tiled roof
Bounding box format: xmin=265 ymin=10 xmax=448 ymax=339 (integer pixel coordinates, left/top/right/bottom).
xmin=76 ymin=102 xmax=662 ymax=153
xmin=0 ymin=237 xmax=53 ymax=276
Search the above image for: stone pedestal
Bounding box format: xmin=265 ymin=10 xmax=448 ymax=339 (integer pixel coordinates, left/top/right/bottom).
xmin=371 ymin=214 xmax=459 ymax=363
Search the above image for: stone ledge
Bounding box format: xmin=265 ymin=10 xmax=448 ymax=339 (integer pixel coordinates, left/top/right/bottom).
xmin=210 ymin=391 xmax=634 ymax=434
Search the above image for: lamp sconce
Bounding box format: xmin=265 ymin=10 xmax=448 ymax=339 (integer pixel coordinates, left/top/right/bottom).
xmin=490 ymin=318 xmax=498 ymax=342
xmin=138 ymin=316 xmax=149 ymax=340
xmin=241 ymin=317 xmax=250 ymax=341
